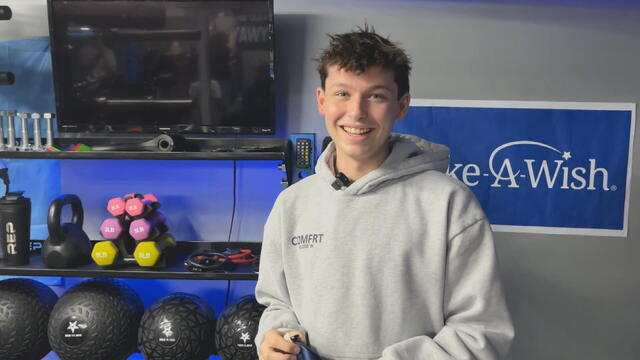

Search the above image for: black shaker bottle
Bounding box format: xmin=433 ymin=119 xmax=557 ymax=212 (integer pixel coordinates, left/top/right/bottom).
xmin=0 ymin=191 xmax=31 ymax=265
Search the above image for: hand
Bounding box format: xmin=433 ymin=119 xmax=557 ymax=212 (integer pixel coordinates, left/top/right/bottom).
xmin=259 ymin=329 xmax=306 ymax=360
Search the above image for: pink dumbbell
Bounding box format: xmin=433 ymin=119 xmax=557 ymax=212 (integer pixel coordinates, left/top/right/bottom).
xmin=107 ymin=197 xmax=126 ymax=217
xmin=99 ymin=217 xmax=128 ymax=240
xmin=125 ymin=194 xmax=159 ymax=217
xmin=129 ymin=211 xmax=167 ymax=241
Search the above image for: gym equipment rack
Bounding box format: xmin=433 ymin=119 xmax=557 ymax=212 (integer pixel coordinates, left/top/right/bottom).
xmin=0 ymin=136 xmax=293 ymax=280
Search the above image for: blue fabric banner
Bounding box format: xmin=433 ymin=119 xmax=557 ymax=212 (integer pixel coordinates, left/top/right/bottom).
xmin=394 ymin=100 xmax=635 ymax=236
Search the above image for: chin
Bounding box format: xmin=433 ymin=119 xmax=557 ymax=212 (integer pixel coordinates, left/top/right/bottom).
xmin=338 ymin=147 xmax=372 ymax=160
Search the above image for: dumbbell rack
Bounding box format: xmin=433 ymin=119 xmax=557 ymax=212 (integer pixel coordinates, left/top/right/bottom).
xmin=0 ymin=240 xmax=260 ymax=280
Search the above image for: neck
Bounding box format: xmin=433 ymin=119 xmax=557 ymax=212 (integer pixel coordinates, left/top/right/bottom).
xmin=334 ymin=147 xmax=390 ymax=181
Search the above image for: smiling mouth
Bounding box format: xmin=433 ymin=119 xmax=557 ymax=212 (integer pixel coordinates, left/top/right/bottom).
xmin=341 ymin=126 xmax=373 ymax=135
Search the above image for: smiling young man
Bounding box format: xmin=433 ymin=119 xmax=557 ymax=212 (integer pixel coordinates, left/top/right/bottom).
xmin=255 ymin=26 xmax=514 ymax=360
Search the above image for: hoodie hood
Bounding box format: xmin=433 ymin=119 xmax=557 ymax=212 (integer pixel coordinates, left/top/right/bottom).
xmin=316 ymin=133 xmax=450 ymax=195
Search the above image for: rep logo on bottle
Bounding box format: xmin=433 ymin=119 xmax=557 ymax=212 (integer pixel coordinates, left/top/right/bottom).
xmin=5 ymin=222 xmax=17 ymax=255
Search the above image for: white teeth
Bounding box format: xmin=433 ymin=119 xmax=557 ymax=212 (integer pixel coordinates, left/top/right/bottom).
xmin=342 ymin=126 xmax=372 ymax=135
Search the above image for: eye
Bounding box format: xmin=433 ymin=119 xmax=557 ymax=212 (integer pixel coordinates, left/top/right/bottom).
xmin=334 ymin=91 xmax=349 ymax=98
xmin=369 ymin=93 xmax=387 ymax=101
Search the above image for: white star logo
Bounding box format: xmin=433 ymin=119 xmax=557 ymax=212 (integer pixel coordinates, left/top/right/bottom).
xmin=240 ymin=332 xmax=251 ymax=343
xmin=67 ymin=321 xmax=79 ymax=333
xmin=159 ymin=317 xmax=173 ymax=338
xmin=562 ymin=152 xmax=572 ymax=161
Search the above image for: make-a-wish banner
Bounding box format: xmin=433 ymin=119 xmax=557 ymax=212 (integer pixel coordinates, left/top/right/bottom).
xmin=394 ymin=99 xmax=636 ymax=236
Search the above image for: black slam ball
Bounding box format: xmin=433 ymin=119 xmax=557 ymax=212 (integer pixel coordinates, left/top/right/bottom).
xmin=139 ymin=292 xmax=217 ymax=360
xmin=215 ymin=295 xmax=266 ymax=360
xmin=0 ymin=278 xmax=58 ymax=360
xmin=47 ymin=278 xmax=143 ymax=360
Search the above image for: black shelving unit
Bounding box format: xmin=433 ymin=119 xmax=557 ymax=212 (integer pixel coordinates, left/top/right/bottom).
xmin=0 ymin=241 xmax=260 ymax=280
xmin=0 ymin=149 xmax=287 ymax=161
xmin=0 ymin=137 xmax=290 ymax=160
xmin=0 ymin=137 xmax=290 ymax=281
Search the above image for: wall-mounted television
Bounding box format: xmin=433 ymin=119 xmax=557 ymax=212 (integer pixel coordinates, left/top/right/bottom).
xmin=47 ymin=0 xmax=275 ymax=136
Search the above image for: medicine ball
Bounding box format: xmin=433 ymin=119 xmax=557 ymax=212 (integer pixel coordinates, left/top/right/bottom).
xmin=215 ymin=295 xmax=266 ymax=360
xmin=48 ymin=278 xmax=143 ymax=360
xmin=0 ymin=278 xmax=58 ymax=360
xmin=139 ymin=292 xmax=217 ymax=360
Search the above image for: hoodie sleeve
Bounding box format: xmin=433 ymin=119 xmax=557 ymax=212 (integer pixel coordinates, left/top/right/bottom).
xmin=379 ymin=218 xmax=514 ymax=360
xmin=255 ymin=197 xmax=306 ymax=349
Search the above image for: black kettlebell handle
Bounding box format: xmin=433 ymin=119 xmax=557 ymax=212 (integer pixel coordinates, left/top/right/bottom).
xmin=47 ymin=194 xmax=84 ymax=244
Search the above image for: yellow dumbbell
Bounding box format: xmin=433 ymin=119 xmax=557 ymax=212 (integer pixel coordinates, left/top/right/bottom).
xmin=91 ymin=240 xmax=120 ymax=266
xmin=133 ymin=233 xmax=176 ymax=267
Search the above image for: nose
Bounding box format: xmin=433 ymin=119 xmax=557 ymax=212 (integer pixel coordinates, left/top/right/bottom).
xmin=347 ymin=95 xmax=367 ymax=120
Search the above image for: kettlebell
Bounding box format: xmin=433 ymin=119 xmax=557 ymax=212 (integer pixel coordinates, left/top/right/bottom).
xmin=42 ymin=194 xmax=92 ymax=268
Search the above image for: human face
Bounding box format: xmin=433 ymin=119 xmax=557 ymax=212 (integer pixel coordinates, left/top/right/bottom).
xmin=317 ymin=65 xmax=410 ymax=173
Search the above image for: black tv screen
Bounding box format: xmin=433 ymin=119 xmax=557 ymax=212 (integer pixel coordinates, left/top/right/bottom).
xmin=48 ymin=0 xmax=275 ymax=135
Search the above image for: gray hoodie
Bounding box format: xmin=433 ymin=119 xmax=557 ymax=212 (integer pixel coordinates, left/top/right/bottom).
xmin=256 ymin=134 xmax=514 ymax=359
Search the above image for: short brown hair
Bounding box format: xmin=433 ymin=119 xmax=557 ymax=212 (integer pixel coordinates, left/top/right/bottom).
xmin=315 ymin=25 xmax=411 ymax=98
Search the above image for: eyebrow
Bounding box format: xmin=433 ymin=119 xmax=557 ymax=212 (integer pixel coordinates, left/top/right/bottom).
xmin=329 ymin=83 xmax=394 ymax=93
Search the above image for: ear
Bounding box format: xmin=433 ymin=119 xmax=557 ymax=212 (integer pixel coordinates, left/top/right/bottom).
xmin=316 ymin=87 xmax=326 ymax=116
xmin=395 ymin=92 xmax=411 ymax=121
